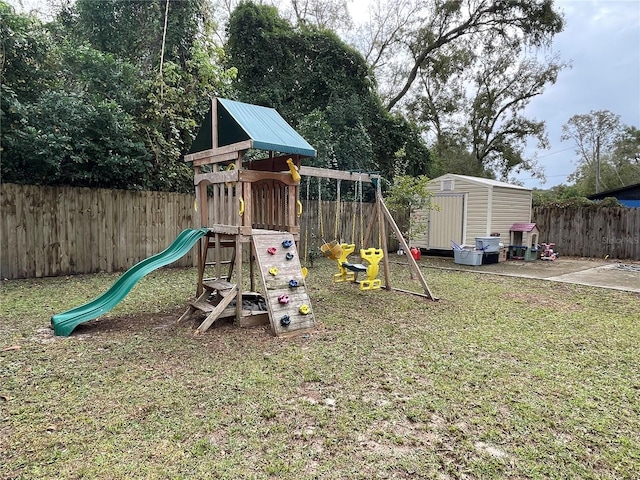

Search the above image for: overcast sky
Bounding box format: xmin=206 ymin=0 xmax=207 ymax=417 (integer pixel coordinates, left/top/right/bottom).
xmin=518 ymin=0 xmax=640 ymax=189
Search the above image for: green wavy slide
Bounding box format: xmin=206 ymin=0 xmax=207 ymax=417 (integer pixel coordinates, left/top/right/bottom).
xmin=51 ymin=228 xmax=209 ymax=337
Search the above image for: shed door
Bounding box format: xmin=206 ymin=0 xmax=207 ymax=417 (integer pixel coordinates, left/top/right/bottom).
xmin=428 ymin=193 xmax=465 ymax=249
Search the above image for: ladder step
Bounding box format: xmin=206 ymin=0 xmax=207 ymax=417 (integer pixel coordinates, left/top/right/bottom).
xmin=206 ymin=241 xmax=236 ymax=247
xmin=189 ymin=301 xmax=216 ymax=313
xmin=205 ymin=260 xmax=233 ymax=266
xmin=203 ymin=280 xmax=234 ymax=292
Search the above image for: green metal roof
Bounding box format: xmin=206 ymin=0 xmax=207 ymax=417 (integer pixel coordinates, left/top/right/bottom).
xmin=188 ymin=98 xmax=316 ymax=158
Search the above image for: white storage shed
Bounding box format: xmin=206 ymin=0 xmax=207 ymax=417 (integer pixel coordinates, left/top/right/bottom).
xmin=413 ymin=174 xmax=532 ymax=250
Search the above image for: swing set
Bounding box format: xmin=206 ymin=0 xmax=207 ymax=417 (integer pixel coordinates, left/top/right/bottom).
xmin=299 ymin=166 xmax=436 ymax=299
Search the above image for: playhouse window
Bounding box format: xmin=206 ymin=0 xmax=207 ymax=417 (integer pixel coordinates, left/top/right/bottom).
xmin=441 ymin=179 xmax=454 ymax=191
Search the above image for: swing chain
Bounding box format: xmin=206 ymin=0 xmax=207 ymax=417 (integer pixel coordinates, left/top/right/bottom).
xmin=334 ymin=179 xmax=341 ymax=241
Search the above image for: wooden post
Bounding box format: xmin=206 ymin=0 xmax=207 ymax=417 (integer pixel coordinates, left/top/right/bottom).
xmin=377 ymin=192 xmax=392 ymax=290
xmin=235 ymin=232 xmax=243 ymax=323
xmin=379 ymin=196 xmax=437 ymax=301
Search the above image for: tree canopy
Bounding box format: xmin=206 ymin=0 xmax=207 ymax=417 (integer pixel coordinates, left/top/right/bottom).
xmin=1 ymin=0 xmax=234 ymax=191
xmin=1 ymin=0 xmax=583 ymax=193
xmin=562 ymin=111 xmax=640 ymax=195
xmin=225 ymin=1 xmax=433 ymax=182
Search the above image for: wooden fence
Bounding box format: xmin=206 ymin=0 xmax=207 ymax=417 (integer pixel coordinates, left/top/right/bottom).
xmin=532 ymin=206 xmax=640 ymax=260
xmin=0 ymin=184 xmax=198 ymax=279
xmin=7 ymin=184 xmax=636 ymax=280
xmin=1 ymin=184 xmax=395 ymax=279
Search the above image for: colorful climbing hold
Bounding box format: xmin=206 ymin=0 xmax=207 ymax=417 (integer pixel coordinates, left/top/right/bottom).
xmin=280 ymin=315 xmax=291 ymax=327
xmin=269 ymin=267 xmax=279 ymax=276
xmin=299 ymin=304 xmax=310 ymax=315
xmin=289 ymin=279 xmax=299 ymax=288
xmin=282 ymin=239 xmax=293 ymax=248
xmin=267 ymin=247 xmax=277 ymax=255
xmin=278 ymin=294 xmax=290 ymax=304
xmin=285 ymin=252 xmax=294 ymax=260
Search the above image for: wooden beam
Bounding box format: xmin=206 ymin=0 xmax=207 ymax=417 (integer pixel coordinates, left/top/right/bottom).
xmin=239 ymin=170 xmax=298 ymax=185
xmin=194 ymin=170 xmax=239 ymax=186
xmin=211 ymin=98 xmax=218 ymax=149
xmin=184 ymin=140 xmax=253 ymax=163
xmin=193 ymin=151 xmax=237 ymax=167
xmin=299 ymin=166 xmax=381 ymax=184
xmin=247 ymin=154 xmax=301 ymax=172
xmin=391 ymin=287 xmax=434 ymax=299
xmin=379 ymin=196 xmax=437 ymax=301
xmin=377 ymin=193 xmax=392 ymax=290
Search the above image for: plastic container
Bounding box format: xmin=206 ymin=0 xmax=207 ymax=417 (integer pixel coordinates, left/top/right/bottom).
xmin=482 ymin=252 xmax=499 ymax=264
xmin=454 ymin=248 xmax=483 ymax=266
xmin=475 ymin=237 xmax=501 ymax=253
xmin=410 ymin=247 xmax=421 ymax=260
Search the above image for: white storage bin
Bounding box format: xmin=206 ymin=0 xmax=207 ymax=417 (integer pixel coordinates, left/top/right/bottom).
xmin=475 ymin=237 xmax=500 ymax=253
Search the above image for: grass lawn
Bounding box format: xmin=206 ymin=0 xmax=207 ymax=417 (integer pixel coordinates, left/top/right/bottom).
xmin=1 ymin=257 xmax=639 ymax=479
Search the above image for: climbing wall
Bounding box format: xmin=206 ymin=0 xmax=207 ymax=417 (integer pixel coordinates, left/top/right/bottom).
xmin=252 ymin=231 xmax=315 ymax=337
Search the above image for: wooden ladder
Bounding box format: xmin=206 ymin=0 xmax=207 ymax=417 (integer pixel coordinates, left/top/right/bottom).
xmin=178 ymin=280 xmax=238 ymax=334
xmin=199 ymin=233 xmax=237 ymax=289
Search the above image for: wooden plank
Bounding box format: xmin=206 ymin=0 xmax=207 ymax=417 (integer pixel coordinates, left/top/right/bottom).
xmin=30 ymin=185 xmax=43 ymax=277
xmin=195 ymin=285 xmax=238 ymax=334
xmin=194 ymin=169 xmax=239 ymax=186
xmin=183 ymin=140 xmax=253 ymax=163
xmin=299 ymin=166 xmax=381 ymax=184
xmin=246 ymin=154 xmax=300 ymax=172
xmin=0 ymin=185 xmax=17 ymax=278
xmin=240 ymin=170 xmax=299 ymax=186
xmin=89 ymin=188 xmax=99 ymax=273
xmin=252 ymin=232 xmax=315 ymax=336
xmin=192 ymin=151 xmax=238 ymax=167
xmin=41 ymin=187 xmax=53 ymax=277
xmin=211 ymin=98 xmax=218 ymax=149
xmin=235 ymin=232 xmax=243 ymax=322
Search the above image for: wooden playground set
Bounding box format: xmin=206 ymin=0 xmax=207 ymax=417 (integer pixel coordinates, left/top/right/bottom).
xmin=177 ymin=98 xmax=435 ymax=337
xmin=51 ymin=98 xmax=435 ymax=338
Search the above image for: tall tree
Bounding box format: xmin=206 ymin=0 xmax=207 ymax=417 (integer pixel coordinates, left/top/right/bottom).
xmin=466 ymin=45 xmax=565 ymax=180
xmin=225 ymin=1 xmax=433 ymax=181
xmin=566 ymin=123 xmax=640 ymax=195
xmin=288 ymin=0 xmax=352 ymax=31
xmin=345 ymin=0 xmax=565 ymax=180
xmin=369 ymin=0 xmax=565 ymax=111
xmin=1 ymin=0 xmax=235 ymax=192
xmin=561 ymin=110 xmax=622 ymax=194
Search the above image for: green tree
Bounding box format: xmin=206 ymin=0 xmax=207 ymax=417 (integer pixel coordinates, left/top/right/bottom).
xmin=225 ymin=1 xmax=433 ymax=182
xmin=1 ymin=0 xmax=235 ymax=192
xmin=566 ymin=124 xmax=640 ymax=195
xmin=561 ymin=110 xmax=626 ymax=194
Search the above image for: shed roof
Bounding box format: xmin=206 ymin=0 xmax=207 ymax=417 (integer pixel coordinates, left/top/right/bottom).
xmin=430 ymin=174 xmax=531 ymax=191
xmin=188 ymin=98 xmax=316 ymax=158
